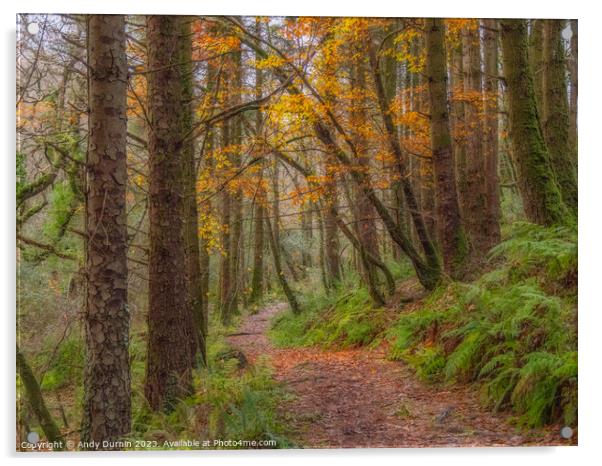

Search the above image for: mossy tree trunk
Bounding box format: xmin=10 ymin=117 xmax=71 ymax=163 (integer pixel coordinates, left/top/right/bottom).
xmin=179 ymin=17 xmax=205 ymax=366
xmin=424 ymin=18 xmax=469 ymax=277
xmin=542 ymin=19 xmax=578 ymax=212
xmin=218 ymin=117 xmax=233 ymax=323
xmin=82 ymin=14 xmax=131 ymax=446
xmin=500 ymin=19 xmax=568 ymax=226
xmin=265 ymin=215 xmax=300 ymax=314
xmin=17 ymin=346 xmax=64 ymax=449
xmin=529 ymin=19 xmax=544 ymax=116
xmin=568 ymin=20 xmax=578 ymax=157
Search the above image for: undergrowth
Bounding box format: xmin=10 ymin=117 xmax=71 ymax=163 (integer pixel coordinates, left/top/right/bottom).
xmin=270 ymin=284 xmax=389 ymax=348
xmin=387 ymin=222 xmax=577 ymax=427
xmin=269 ymin=222 xmax=577 ymax=428
xmin=130 ymin=315 xmax=292 ymax=449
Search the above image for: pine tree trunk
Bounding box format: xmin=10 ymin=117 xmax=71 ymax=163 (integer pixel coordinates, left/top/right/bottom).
xmin=179 ymin=17 xmax=205 ymax=365
xmin=250 ymin=20 xmax=265 ymax=304
xmin=459 ymin=24 xmax=492 ymax=254
xmin=542 ymin=19 xmax=578 ymax=212
xmin=228 ymin=45 xmax=243 ymax=317
xmin=82 ymin=14 xmax=131 ymax=446
xmin=482 ymin=19 xmax=502 ymax=247
xmin=219 ymin=119 xmax=233 ymax=323
xmin=145 ymin=15 xmax=196 ymax=411
xmin=500 ymin=19 xmax=568 ymax=226
xmin=424 ymin=18 xmax=469 ymax=277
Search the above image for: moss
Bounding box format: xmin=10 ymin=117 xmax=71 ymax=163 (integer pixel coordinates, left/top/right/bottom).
xmin=500 ymin=19 xmax=570 ymax=226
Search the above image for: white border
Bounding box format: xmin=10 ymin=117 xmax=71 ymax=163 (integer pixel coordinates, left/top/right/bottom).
xmin=3 ymin=1 xmax=599 ymax=465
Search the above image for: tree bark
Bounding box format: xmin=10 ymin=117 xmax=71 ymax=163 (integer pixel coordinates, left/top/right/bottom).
xmin=424 ymin=18 xmax=469 ymax=277
xmin=265 ymin=215 xmax=300 ymax=314
xmin=179 ymin=17 xmax=205 ymax=365
xmin=568 ymin=20 xmax=578 ymax=157
xmin=459 ymin=24 xmax=492 ymax=254
xmin=500 ymin=19 xmax=568 ymax=226
xmin=529 ymin=19 xmax=544 ymax=116
xmin=145 ymin=15 xmax=196 ymax=411
xmin=17 ymin=346 xmax=64 ymax=449
xmin=82 ymin=14 xmax=131 ymax=446
xmin=542 ymin=19 xmax=578 ymax=212
xmin=250 ymin=18 xmax=266 ymax=304
xmin=482 ymin=19 xmax=502 ymax=247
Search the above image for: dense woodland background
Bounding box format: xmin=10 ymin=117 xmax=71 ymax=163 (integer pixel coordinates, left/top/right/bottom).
xmin=16 ymin=15 xmax=577 ymax=450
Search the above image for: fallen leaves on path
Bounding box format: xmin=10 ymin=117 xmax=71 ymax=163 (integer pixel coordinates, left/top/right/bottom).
xmin=227 ymin=302 xmax=575 ymax=449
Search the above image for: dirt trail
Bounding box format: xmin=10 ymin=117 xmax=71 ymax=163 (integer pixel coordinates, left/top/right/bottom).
xmin=227 ymin=302 xmax=569 ymax=448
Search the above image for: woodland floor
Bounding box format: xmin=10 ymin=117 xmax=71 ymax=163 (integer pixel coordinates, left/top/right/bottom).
xmin=227 ymin=302 xmax=574 ymax=449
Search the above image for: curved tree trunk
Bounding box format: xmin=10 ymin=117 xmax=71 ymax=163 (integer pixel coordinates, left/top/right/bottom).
xmin=17 ymin=346 xmax=64 ymax=449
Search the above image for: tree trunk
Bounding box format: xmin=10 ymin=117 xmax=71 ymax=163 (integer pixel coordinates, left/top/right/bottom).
xmin=368 ymin=38 xmax=442 ymax=288
xmin=350 ymin=51 xmax=380 ymax=285
xmin=424 ymin=18 xmax=469 ymax=277
xmin=179 ymin=17 xmax=205 ymax=366
xmin=228 ymin=44 xmax=243 ymax=317
xmin=482 ymin=19 xmax=502 ymax=247
xmin=265 ymin=215 xmax=300 ymax=314
xmin=568 ymin=20 xmax=578 ymax=157
xmin=250 ymin=19 xmax=265 ymax=304
xmin=323 ymin=181 xmax=342 ymax=286
xmin=500 ymin=19 xmax=568 ymax=226
xmin=529 ymin=19 xmax=544 ymax=116
xmin=218 ymin=118 xmax=233 ymax=323
xmin=542 ymin=19 xmax=578 ymax=212
xmin=145 ymin=15 xmax=196 ymax=411
xmin=17 ymin=346 xmax=64 ymax=449
xmin=82 ymin=14 xmax=131 ymax=446
xmin=459 ymin=24 xmax=492 ymax=254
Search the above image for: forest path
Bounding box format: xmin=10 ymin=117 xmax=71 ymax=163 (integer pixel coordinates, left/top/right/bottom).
xmin=227 ymin=302 xmax=563 ymax=448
